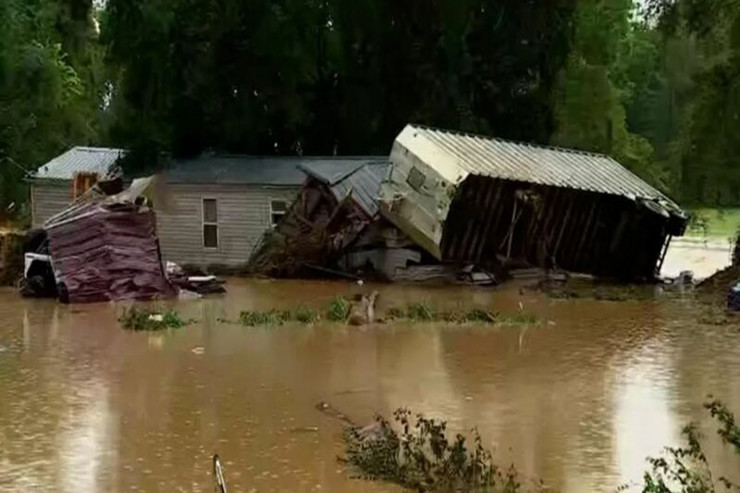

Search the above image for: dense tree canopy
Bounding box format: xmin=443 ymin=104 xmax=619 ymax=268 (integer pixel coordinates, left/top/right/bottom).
xmin=2 ymin=0 xmax=740 ymax=220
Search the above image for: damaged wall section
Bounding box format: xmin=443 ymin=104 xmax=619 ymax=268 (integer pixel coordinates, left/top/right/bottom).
xmin=442 ymin=176 xmax=684 ymax=279
xmin=249 ymin=159 xmax=425 ymax=280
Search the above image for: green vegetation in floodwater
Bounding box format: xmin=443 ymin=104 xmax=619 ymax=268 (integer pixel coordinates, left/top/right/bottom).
xmin=327 ymin=296 xmax=351 ymax=322
xmin=342 ymin=408 xmax=527 ymax=492
xmin=634 ymin=398 xmax=740 ymax=492
xmin=233 ymin=298 xmax=537 ymax=327
xmin=119 ymin=306 xmax=193 ymax=331
xmin=238 ymin=309 xmax=293 ymax=327
xmin=387 ymin=302 xmax=537 ymax=326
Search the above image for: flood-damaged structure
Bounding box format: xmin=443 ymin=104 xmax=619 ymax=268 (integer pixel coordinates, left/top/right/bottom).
xmin=253 ymin=124 xmax=687 ymax=282
xmin=380 ymin=125 xmax=687 ymax=280
xmin=43 ymin=177 xmax=175 ymax=303
xmin=249 ymin=159 xmax=426 ymax=280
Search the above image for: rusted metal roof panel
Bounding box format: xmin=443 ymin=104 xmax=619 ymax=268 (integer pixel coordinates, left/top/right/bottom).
xmin=32 ymin=147 xmax=124 ymax=180
xmin=401 ymin=125 xmax=674 ymax=204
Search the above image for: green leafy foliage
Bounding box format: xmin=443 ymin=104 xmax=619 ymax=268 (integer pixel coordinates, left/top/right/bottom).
xmin=343 ymin=409 xmax=525 ymax=492
xmin=0 ymin=0 xmax=103 ymax=220
xmin=327 ymin=296 xmax=351 ymax=322
xmin=119 ymin=306 xmax=191 ymax=331
xmin=238 ymin=309 xmax=293 ymax=327
xmin=636 ymin=398 xmax=740 ymax=492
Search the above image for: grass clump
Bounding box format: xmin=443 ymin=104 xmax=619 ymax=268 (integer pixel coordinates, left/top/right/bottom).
xmin=119 ymin=306 xmax=191 ymax=331
xmin=327 ymin=296 xmax=351 ymax=322
xmin=406 ymin=301 xmax=436 ymax=321
xmin=294 ymin=306 xmax=320 ymax=324
xmin=237 ymin=306 xmax=320 ymax=326
xmin=387 ymin=303 xmax=533 ymax=326
xmin=343 ymin=408 xmax=524 ymax=492
xmin=238 ymin=309 xmax=292 ymax=327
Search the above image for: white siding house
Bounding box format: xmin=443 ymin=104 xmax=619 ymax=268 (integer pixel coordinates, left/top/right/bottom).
xmin=29 ymin=149 xmax=380 ymax=268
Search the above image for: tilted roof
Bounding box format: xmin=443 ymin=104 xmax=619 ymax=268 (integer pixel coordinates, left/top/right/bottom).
xmin=398 ymin=125 xmax=678 ymax=207
xmin=299 ymin=158 xmax=390 ymax=217
xmin=31 ymin=147 xmax=124 ymax=180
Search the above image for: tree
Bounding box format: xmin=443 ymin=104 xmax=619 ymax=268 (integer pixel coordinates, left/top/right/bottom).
xmin=0 ymin=0 xmax=102 ymax=220
xmin=102 ymin=0 xmax=577 ymax=174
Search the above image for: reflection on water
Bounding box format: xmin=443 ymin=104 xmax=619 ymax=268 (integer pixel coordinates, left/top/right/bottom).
xmin=0 ymin=279 xmax=739 ymax=492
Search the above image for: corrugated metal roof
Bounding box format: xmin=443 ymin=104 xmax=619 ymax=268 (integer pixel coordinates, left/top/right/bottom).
xmin=165 ymin=156 xmax=382 ymax=186
xmin=401 ymin=125 xmax=674 ymax=204
xmin=299 ymin=159 xmax=390 ymax=217
xmin=32 ymin=147 xmax=124 ymax=180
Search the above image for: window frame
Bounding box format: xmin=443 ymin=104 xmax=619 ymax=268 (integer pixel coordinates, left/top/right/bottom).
xmin=202 ymin=197 xmax=219 ymax=249
xmin=269 ymin=198 xmax=288 ymax=229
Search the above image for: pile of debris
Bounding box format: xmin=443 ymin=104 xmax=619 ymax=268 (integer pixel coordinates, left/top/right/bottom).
xmin=249 ymin=160 xmax=435 ymax=281
xmin=20 ymin=173 xmax=226 ymax=304
xmin=166 ymin=262 xmax=226 ymax=295
xmin=42 ymin=176 xmax=175 ymax=303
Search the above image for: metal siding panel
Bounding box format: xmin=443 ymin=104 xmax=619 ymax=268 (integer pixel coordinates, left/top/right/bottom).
xmin=406 ymin=125 xmax=674 ymax=205
xmin=32 ymin=183 xmax=73 ymax=227
xmin=155 ymin=184 xmax=299 ymax=266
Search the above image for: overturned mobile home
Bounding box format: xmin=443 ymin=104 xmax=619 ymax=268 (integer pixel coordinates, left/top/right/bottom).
xmin=44 ymin=177 xmax=175 ymax=303
xmin=379 ymin=125 xmax=688 ymax=280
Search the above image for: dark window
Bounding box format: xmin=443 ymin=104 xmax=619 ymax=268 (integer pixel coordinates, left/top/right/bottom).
xmin=270 ymin=200 xmax=287 ymax=228
xmin=407 ymin=167 xmax=426 ymax=191
xmin=202 ymin=199 xmax=218 ymax=248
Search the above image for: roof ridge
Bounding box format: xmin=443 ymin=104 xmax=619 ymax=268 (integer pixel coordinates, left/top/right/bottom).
xmin=70 ymin=146 xmax=125 ymax=153
xmin=408 ymin=123 xmax=613 ymax=160
xmin=195 ymin=154 xmax=387 ymax=160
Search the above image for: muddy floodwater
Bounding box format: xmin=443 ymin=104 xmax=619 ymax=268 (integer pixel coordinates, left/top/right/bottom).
xmin=1 ymin=279 xmax=739 ymax=492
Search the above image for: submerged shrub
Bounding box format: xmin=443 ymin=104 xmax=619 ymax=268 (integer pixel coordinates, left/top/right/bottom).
xmin=119 ymin=306 xmax=190 ymax=331
xmin=406 ymin=302 xmax=436 ymax=321
xmin=635 ymin=399 xmax=740 ymax=492
xmin=343 ymin=408 xmax=522 ymax=492
xmin=294 ymin=306 xmax=320 ymax=324
xmin=238 ymin=309 xmax=291 ymax=327
xmin=327 ymin=296 xmax=351 ymax=322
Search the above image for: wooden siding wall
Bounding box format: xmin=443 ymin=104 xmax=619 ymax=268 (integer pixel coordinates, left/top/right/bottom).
xmin=441 ymin=176 xmax=672 ymax=280
xmin=155 ymin=184 xmax=299 ymax=267
xmin=32 ymin=182 xmax=73 ymax=228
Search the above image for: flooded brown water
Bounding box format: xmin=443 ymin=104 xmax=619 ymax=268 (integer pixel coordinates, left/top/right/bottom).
xmin=1 ymin=279 xmax=739 ymax=492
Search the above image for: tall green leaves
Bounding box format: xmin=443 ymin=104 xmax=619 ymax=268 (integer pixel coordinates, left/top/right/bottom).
xmin=102 ymin=0 xmax=577 ymax=173
xmin=0 ymin=0 xmax=101 ymax=220
xmin=552 ymin=0 xmax=663 ymax=187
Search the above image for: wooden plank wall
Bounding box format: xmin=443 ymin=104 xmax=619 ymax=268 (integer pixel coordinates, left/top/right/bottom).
xmin=441 ymin=176 xmax=671 ymax=280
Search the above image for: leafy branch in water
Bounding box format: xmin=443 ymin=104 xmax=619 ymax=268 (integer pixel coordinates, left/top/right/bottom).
xmin=342 ymin=409 xmax=529 ymax=492
xmin=636 ymin=399 xmax=740 ymax=493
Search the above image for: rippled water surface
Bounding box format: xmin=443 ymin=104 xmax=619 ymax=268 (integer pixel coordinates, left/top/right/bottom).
xmin=1 ymin=279 xmax=739 ymax=492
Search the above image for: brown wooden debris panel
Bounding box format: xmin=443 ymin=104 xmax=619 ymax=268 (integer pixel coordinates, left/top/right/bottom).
xmin=45 ymin=177 xmax=175 ymax=303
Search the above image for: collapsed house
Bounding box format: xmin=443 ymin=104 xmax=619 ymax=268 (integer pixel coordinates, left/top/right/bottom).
xmin=253 ymin=125 xmax=687 ymax=282
xmin=43 ymin=177 xmax=175 ymax=303
xmin=249 ymin=159 xmax=425 ymax=279
xmin=378 ymin=125 xmax=688 ymax=281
